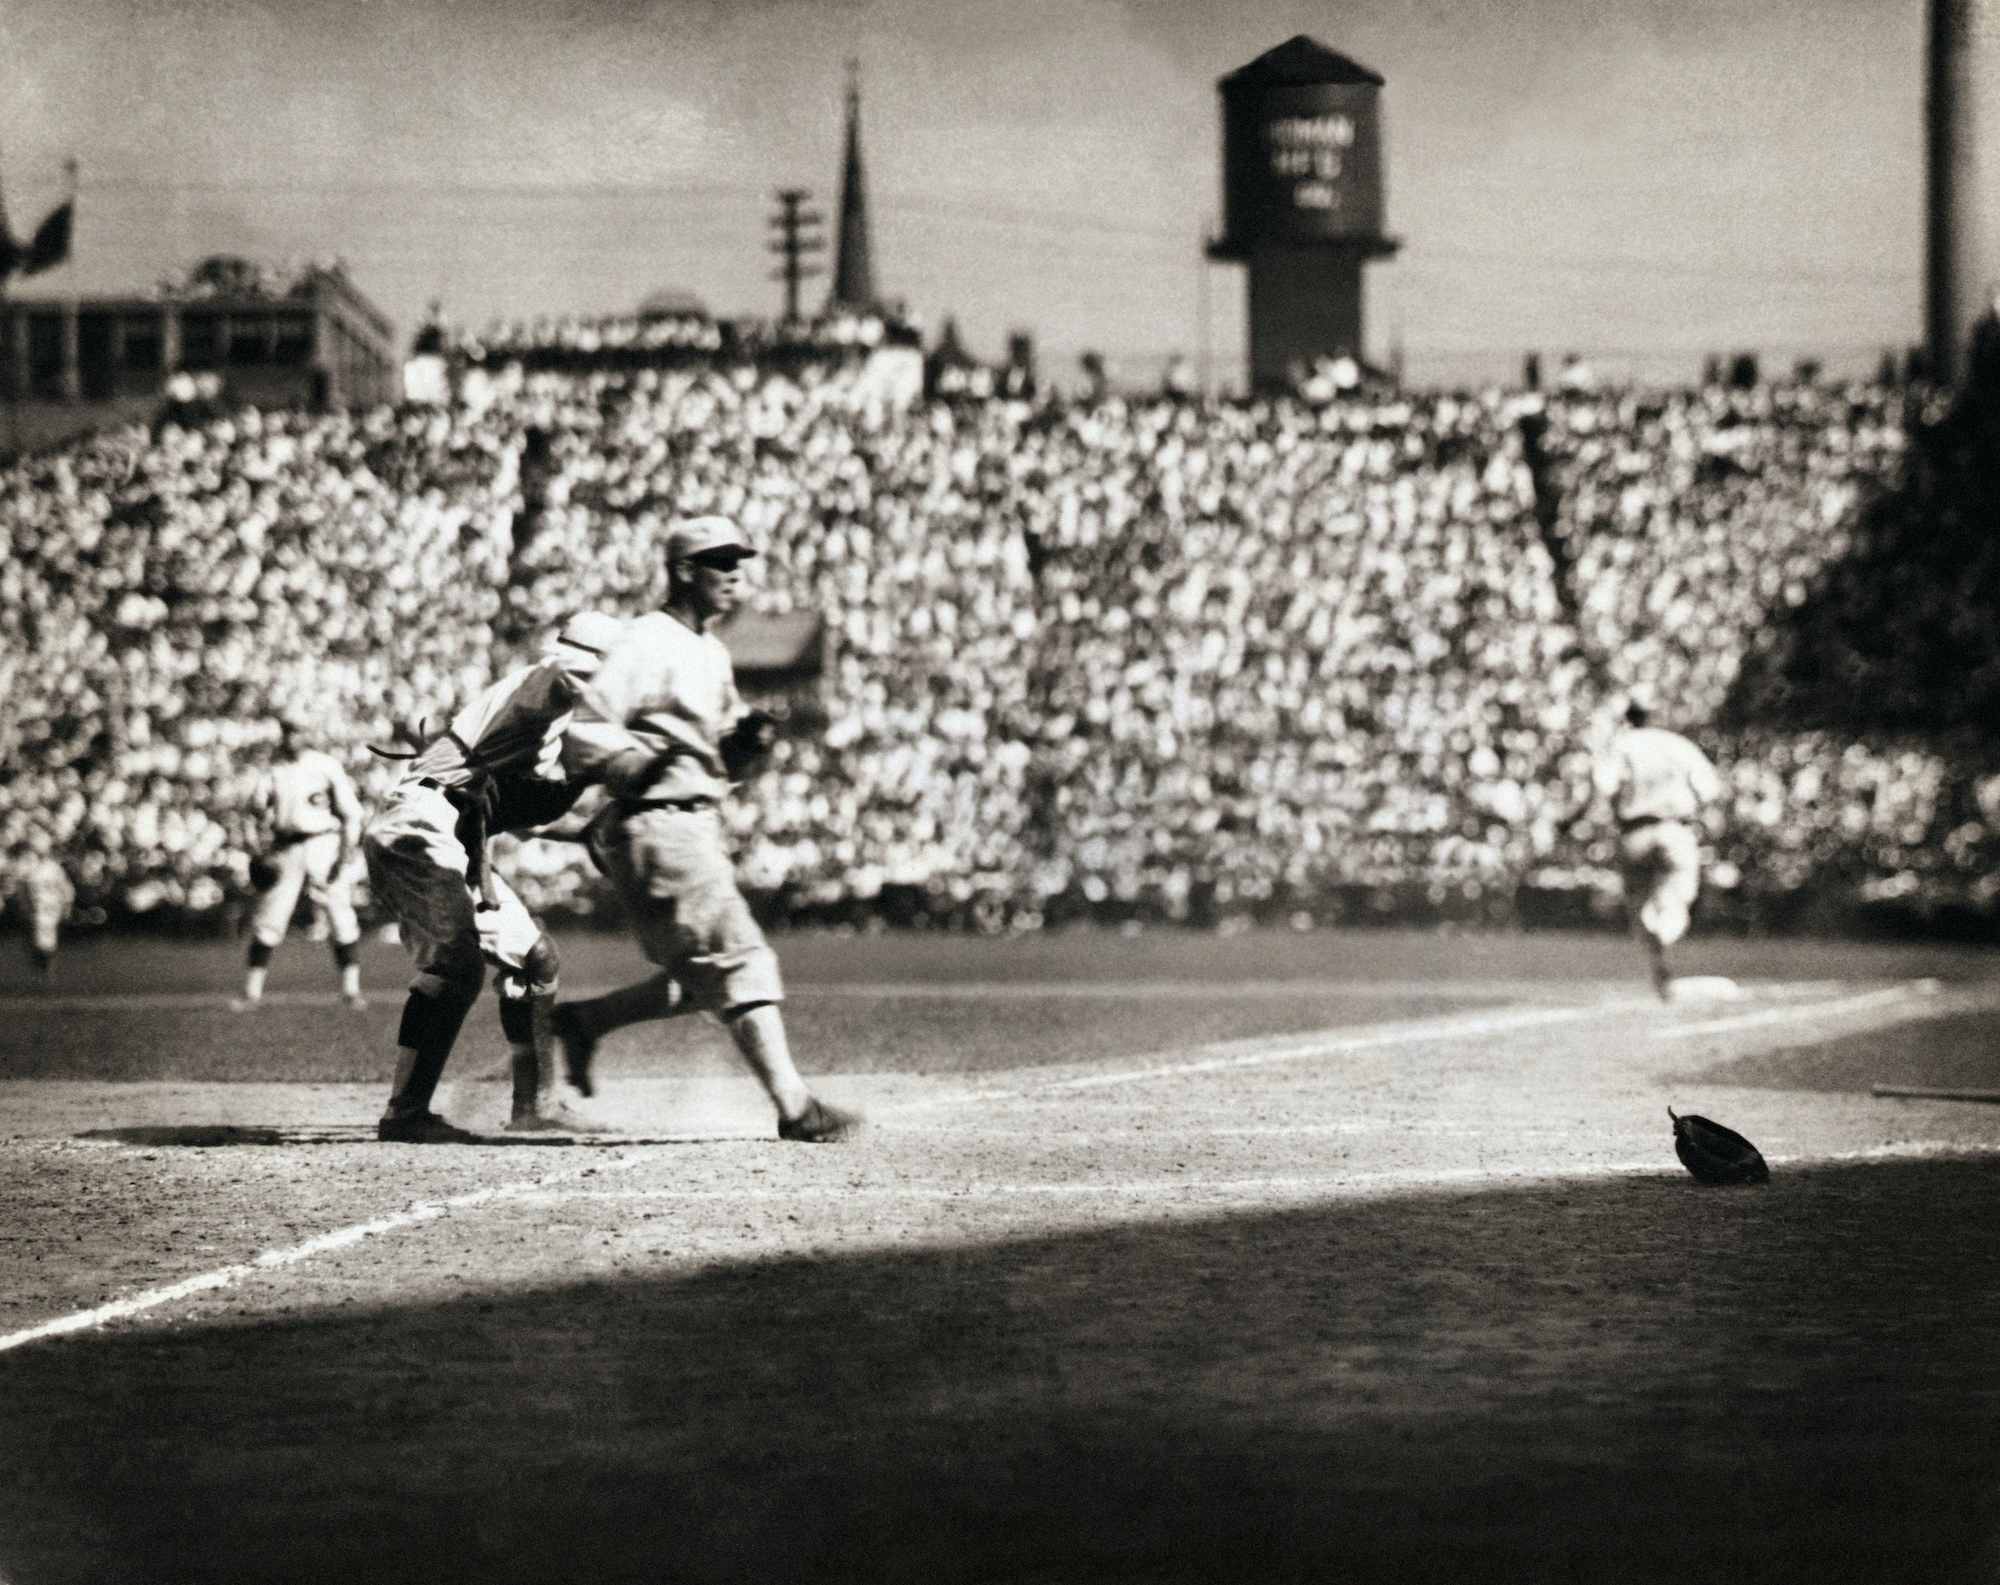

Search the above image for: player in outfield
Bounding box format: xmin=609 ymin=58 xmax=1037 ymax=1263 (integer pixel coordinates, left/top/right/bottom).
xmin=555 ymin=516 xmax=858 ymax=1143
xmin=6 ymin=831 xmax=75 ymax=984
xmin=237 ymin=720 xmax=367 ymax=1010
xmin=1592 ymin=699 xmax=1724 ymax=1000
xmin=365 ymin=611 xmax=628 ymax=1143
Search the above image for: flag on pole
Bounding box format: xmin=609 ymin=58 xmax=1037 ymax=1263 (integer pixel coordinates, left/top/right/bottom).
xmin=0 ymin=177 xmax=20 ymax=281
xmin=21 ymin=197 xmax=71 ymax=276
xmin=0 ymin=157 xmax=75 ymax=284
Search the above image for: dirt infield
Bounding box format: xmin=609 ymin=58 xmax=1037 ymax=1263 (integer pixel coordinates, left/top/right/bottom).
xmin=0 ymin=929 xmax=1997 ymax=1584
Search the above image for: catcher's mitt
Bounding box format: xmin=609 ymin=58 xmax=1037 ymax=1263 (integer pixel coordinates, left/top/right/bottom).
xmin=248 ymin=854 xmax=282 ymax=892
xmin=719 ymin=709 xmax=779 ymax=780
xmin=1670 ymin=1108 xmax=1769 ymax=1185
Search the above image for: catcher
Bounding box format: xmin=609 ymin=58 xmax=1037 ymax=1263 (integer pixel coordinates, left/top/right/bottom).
xmin=364 ymin=611 xmax=627 ymax=1143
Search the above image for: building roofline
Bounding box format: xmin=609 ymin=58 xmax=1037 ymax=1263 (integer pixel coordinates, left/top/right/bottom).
xmin=0 ymin=276 xmax=395 ymax=345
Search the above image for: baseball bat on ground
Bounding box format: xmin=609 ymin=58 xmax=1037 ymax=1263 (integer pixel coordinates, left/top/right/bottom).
xmin=1872 ymin=1085 xmax=2000 ymax=1104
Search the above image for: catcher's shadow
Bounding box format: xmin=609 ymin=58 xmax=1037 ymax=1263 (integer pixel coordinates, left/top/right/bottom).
xmin=73 ymin=1124 xmax=732 ymax=1147
xmin=78 ymin=1124 xmax=385 ymax=1147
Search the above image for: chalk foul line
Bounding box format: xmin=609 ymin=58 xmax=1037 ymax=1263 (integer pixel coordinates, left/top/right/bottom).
xmin=904 ymin=979 xmax=1953 ymax=1109
xmin=1652 ymin=982 xmax=1937 ymax=1040
xmin=916 ymin=1001 xmax=1613 ymax=1107
xmin=0 ymin=1155 xmax=644 ymax=1355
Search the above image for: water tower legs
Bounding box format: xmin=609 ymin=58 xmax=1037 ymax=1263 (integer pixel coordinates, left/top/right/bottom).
xmin=1246 ymin=244 xmax=1368 ymax=392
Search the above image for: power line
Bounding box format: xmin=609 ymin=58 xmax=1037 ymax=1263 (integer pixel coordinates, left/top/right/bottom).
xmin=73 ymin=175 xmax=1917 ymax=286
xmin=1405 ymin=243 xmax=1912 ymax=287
xmin=77 ymin=173 xmax=1206 ymax=241
xmin=78 ymin=174 xmax=754 ymax=199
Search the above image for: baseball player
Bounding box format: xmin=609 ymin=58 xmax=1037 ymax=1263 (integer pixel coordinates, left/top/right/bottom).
xmin=1592 ymin=700 xmax=1724 ymax=999
xmin=365 ymin=611 xmax=627 ymax=1143
xmin=7 ymin=833 xmax=75 ymax=984
xmin=554 ymin=516 xmax=857 ymax=1143
xmin=237 ymin=720 xmax=367 ymax=1010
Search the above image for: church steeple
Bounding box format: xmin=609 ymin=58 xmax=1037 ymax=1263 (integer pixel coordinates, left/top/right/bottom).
xmin=829 ymin=61 xmax=877 ymax=313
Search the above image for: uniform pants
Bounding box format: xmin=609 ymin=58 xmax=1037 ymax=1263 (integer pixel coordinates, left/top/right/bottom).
xmin=591 ymin=804 xmax=783 ymax=1013
xmin=249 ymin=832 xmax=359 ymax=949
xmin=24 ymin=888 xmax=69 ymax=957
xmin=1620 ymin=820 xmax=1701 ymax=948
xmin=364 ymin=785 xmax=545 ymax=997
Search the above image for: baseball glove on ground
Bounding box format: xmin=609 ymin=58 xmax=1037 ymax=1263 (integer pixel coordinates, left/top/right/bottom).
xmin=1670 ymin=1108 xmax=1770 ymax=1185
xmin=248 ymin=855 xmax=281 ymax=892
xmin=719 ymin=709 xmax=780 ymax=780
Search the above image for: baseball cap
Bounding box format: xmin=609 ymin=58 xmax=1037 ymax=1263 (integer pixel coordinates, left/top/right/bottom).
xmin=665 ymin=515 xmax=756 ymax=565
xmin=548 ymin=610 xmax=625 ymax=677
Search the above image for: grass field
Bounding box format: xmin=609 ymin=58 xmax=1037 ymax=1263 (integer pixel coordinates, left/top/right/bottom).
xmin=1 ymin=923 xmax=1998 ymax=1584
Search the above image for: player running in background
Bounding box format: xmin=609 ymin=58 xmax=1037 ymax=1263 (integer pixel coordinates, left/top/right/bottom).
xmin=555 ymin=516 xmax=857 ymax=1143
xmin=6 ymin=832 xmax=75 ymax=984
xmin=1592 ymin=699 xmax=1724 ymax=1000
xmin=237 ymin=720 xmax=367 ymax=1010
xmin=365 ymin=611 xmax=627 ymax=1143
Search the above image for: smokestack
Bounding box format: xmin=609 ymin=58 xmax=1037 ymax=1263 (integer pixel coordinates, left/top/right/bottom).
xmin=1926 ymin=0 xmax=2000 ymax=386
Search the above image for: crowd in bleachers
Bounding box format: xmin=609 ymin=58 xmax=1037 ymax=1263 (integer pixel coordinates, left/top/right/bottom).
xmin=446 ymin=313 xmax=725 ymax=369
xmin=441 ymin=306 xmax=919 ymax=376
xmin=3 ymin=346 xmax=1996 ymax=937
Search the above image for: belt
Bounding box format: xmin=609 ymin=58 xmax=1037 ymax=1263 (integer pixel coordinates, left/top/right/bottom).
xmin=622 ymin=796 xmax=718 ymax=813
xmin=1619 ymin=815 xmax=1667 ymax=834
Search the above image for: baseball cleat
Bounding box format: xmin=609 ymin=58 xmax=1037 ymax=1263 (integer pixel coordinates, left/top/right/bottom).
xmin=778 ymin=1098 xmax=860 ymax=1144
xmin=550 ymin=1004 xmax=598 ymax=1098
xmin=504 ymin=1104 xmax=613 ymax=1135
xmin=228 ymin=996 xmax=262 ymax=1013
xmin=344 ymin=991 xmax=371 ymax=1011
xmin=376 ymin=1110 xmax=480 ymax=1144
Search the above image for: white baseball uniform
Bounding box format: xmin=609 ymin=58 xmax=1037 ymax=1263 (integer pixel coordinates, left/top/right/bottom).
xmin=248 ymin=750 xmax=363 ymax=950
xmin=1595 ymin=726 xmax=1722 ymax=947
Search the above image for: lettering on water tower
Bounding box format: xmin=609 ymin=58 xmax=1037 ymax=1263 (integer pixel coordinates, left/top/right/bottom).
xmin=1246 ymin=83 xmax=1381 ymax=237
xmin=1264 ymin=113 xmax=1356 ymax=210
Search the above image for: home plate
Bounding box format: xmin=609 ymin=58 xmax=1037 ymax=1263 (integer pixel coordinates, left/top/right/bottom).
xmin=1669 ymin=976 xmax=1744 ymax=1003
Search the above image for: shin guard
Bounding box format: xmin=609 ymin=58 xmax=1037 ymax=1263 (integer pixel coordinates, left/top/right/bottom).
xmin=500 ymin=993 xmax=559 ymax=1119
xmin=385 ymin=980 xmax=480 ymax=1117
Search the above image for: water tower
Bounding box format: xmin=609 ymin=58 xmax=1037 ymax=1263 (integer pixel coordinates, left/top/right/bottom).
xmin=1209 ymin=36 xmax=1398 ymax=392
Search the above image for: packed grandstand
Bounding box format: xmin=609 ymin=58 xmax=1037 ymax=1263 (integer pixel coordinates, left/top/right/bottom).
xmin=3 ymin=343 xmax=1996 ymax=938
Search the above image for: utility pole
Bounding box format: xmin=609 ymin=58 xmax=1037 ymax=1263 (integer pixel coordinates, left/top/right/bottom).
xmin=1197 ymin=222 xmax=1215 ymax=400
xmin=768 ymin=189 xmax=825 ymax=324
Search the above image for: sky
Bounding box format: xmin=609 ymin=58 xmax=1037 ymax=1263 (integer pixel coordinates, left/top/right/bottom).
xmin=0 ymin=0 xmax=1928 ymax=388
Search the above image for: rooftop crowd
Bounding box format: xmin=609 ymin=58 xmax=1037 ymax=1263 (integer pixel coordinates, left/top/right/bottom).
xmin=3 ymin=343 xmax=1995 ymax=935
